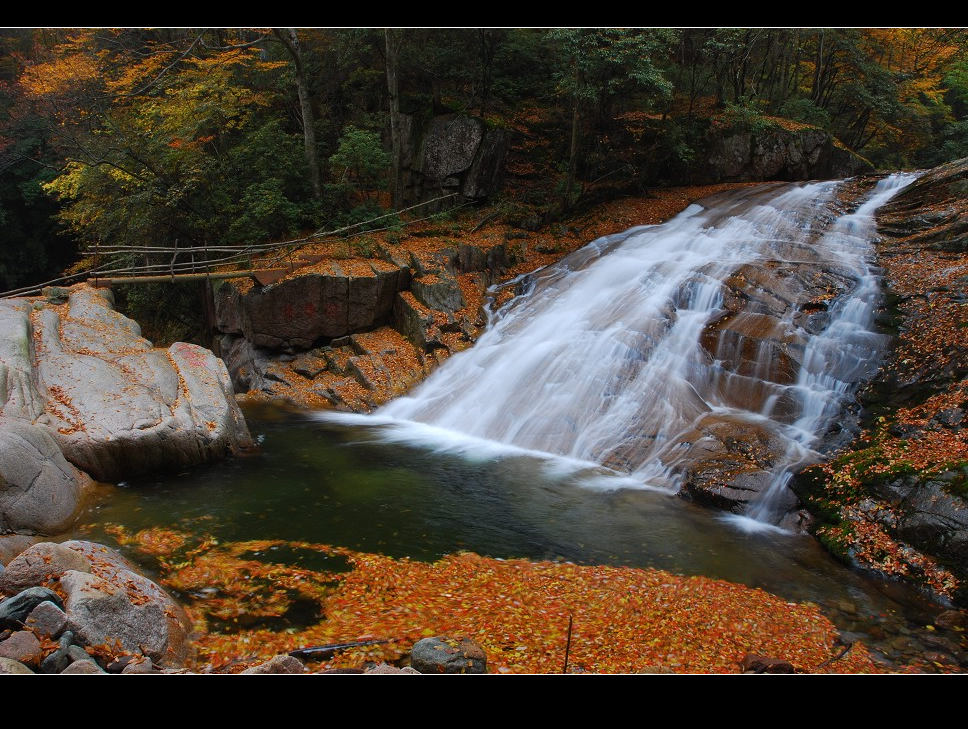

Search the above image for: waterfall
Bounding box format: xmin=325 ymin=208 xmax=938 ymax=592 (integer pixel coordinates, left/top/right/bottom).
xmin=336 ymin=174 xmax=918 ymax=526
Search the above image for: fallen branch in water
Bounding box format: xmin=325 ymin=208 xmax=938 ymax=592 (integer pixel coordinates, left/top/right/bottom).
xmin=288 ymin=639 xmax=393 ymax=661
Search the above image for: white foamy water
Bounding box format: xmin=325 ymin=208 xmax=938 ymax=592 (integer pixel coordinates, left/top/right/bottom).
xmin=322 ymin=174 xmax=918 ymax=524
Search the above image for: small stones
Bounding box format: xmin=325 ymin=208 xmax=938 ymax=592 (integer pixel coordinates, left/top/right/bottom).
xmin=0 ymin=587 xmax=65 ymax=628
xmin=40 ymin=631 xmax=81 ymax=674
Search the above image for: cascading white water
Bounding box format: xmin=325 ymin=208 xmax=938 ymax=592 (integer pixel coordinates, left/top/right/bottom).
xmin=364 ymin=174 xmax=917 ymax=525
xmin=744 ymin=173 xmax=920 ymax=523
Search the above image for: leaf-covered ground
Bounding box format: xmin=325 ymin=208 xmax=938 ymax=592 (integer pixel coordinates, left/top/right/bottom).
xmin=102 ymin=525 xmax=934 ymax=674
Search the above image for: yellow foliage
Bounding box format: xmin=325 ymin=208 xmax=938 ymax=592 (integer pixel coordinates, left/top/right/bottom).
xmin=21 ymin=51 xmax=103 ymax=96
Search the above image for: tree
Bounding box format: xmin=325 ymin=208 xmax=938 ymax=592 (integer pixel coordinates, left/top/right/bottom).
xmin=548 ymin=28 xmax=676 ymax=210
xmin=274 ymin=28 xmax=322 ymax=200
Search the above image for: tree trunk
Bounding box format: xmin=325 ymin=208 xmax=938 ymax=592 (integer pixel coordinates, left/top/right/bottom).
xmin=385 ymin=28 xmax=404 ymax=209
xmin=275 ymin=28 xmax=322 ymax=201
xmin=565 ymin=96 xmax=580 ymax=211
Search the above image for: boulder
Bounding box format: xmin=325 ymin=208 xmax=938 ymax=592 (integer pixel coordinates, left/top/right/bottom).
xmin=61 ymin=659 xmax=106 ymax=674
xmin=409 ymin=636 xmax=487 ymax=674
xmin=935 ymin=610 xmax=968 ymax=631
xmin=0 ymin=542 xmax=91 ymax=594
xmin=120 ymin=655 xmax=155 ymax=674
xmin=39 ymin=630 xmax=78 ymax=674
xmin=0 ymin=630 xmax=42 ymax=665
xmin=411 ymin=272 xmax=465 ymax=313
xmin=60 ymin=569 xmax=189 ymax=667
xmin=0 ymin=419 xmax=94 ymax=534
xmin=462 ymin=129 xmax=508 ymax=199
xmin=53 ymin=540 xmax=191 ymax=667
xmin=403 ymin=114 xmax=508 ymax=206
xmin=0 ymin=656 xmax=33 ymax=674
xmin=24 ymin=600 xmax=68 ymax=639
xmin=421 ymin=116 xmax=485 ymax=182
xmin=235 ymin=263 xmax=406 ymax=350
xmin=0 ymin=284 xmax=252 ymax=495
xmin=740 ymin=654 xmax=796 ymax=673
xmin=364 ymin=662 xmax=420 ymax=674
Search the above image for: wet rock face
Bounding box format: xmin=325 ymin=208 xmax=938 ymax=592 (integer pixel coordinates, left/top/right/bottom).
xmin=0 ymin=284 xmax=251 ymax=533
xmin=672 ymin=414 xmax=791 ymax=513
xmin=876 ymin=156 xmax=968 ymax=255
xmin=792 ymin=157 xmax=968 ymax=605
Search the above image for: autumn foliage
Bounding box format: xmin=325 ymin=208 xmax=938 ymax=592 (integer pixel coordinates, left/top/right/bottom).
xmin=97 ymin=525 xmax=920 ymax=674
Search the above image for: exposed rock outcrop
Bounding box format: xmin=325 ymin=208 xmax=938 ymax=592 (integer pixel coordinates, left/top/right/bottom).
xmin=0 ymin=284 xmax=252 ymax=535
xmin=215 ymin=238 xmax=507 ymax=412
xmin=703 ymin=124 xmax=873 ymax=183
xmin=399 ymin=113 xmax=508 ymax=207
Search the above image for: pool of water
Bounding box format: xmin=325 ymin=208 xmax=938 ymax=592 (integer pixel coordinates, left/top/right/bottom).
xmin=69 ymin=404 xmax=965 ymax=669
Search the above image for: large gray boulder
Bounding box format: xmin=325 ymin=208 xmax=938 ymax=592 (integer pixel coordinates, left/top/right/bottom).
xmin=57 ymin=540 xmax=191 ymax=667
xmin=0 ymin=418 xmax=94 ymax=534
xmin=0 ymin=285 xmax=252 ymax=499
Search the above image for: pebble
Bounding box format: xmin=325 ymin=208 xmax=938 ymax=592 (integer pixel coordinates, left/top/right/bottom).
xmin=0 ymin=587 xmax=64 ymax=628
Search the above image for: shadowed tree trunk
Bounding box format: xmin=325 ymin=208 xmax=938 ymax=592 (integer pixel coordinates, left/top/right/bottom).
xmin=385 ymin=28 xmax=404 ymax=209
xmin=275 ymin=28 xmax=322 ymax=201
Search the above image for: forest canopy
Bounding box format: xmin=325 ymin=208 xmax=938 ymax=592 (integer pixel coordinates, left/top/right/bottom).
xmin=1 ymin=27 xmax=966 ymax=296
